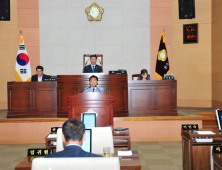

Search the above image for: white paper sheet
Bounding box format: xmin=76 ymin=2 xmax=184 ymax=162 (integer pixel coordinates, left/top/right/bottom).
xmin=117 ymin=150 xmax=133 ymax=156
xmin=47 ymin=134 xmax=57 ymax=138
xmin=196 ymin=131 xmax=215 ymax=134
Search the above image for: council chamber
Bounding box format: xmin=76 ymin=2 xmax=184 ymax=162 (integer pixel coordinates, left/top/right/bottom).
xmin=0 ymin=0 xmax=222 ymax=170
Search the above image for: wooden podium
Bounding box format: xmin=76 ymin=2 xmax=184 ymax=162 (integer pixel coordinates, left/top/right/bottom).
xmin=68 ymin=92 xmax=114 ymax=127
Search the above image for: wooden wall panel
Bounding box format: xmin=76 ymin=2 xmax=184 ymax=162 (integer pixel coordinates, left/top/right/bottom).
xmin=0 ymin=0 xmax=18 ymax=109
xmin=0 ymin=0 xmax=40 ymax=109
xmin=17 ymin=122 xmax=63 ymax=140
xmin=212 ymin=0 xmax=222 ymax=108
xmin=171 ymin=0 xmax=212 ymax=107
xmin=150 ymin=0 xmax=171 ymax=80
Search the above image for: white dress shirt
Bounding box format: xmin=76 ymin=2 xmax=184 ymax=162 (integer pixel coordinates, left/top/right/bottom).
xmin=38 ymin=75 xmax=43 ymax=82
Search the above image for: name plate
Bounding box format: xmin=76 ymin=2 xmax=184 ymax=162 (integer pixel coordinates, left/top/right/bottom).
xmin=51 ymin=127 xmax=60 ymax=133
xmin=182 ymin=124 xmax=198 ymax=130
xmin=213 ymin=146 xmax=222 ymax=153
xmin=27 ymin=148 xmax=52 ymax=156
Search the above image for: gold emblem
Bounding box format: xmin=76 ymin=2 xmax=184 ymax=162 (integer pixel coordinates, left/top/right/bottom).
xmin=85 ymin=3 xmax=104 ymax=21
xmin=158 ymin=49 xmax=167 ymax=62
xmin=37 ymin=150 xmax=41 ymax=155
xmin=216 ymin=147 xmax=220 ymax=152
xmin=30 ymin=150 xmax=35 ymax=155
xmin=44 ymin=150 xmax=48 ymax=155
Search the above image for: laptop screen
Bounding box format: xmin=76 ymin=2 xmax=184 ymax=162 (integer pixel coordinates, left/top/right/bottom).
xmin=216 ymin=110 xmax=222 ymax=131
xmin=82 ymin=113 xmax=96 ymax=128
xmin=81 ymin=129 xmax=92 ymax=153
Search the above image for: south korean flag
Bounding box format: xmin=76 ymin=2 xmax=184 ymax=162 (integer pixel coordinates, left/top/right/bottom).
xmin=15 ymin=31 xmax=31 ymax=82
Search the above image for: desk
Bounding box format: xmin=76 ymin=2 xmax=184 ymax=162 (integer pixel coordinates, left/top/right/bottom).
xmin=213 ymin=152 xmax=222 ymax=170
xmin=128 ymin=80 xmax=177 ymax=116
xmin=7 ymin=81 xmax=57 ymax=118
xmin=45 ymin=130 xmax=131 ymax=153
xmin=182 ymin=129 xmax=222 ymax=170
xmin=57 ymin=75 xmax=128 ymax=117
xmin=15 ymin=154 xmax=141 ymax=170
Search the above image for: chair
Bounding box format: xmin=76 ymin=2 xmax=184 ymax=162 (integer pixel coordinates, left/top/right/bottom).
xmin=32 ymin=157 xmax=120 ymax=170
xmin=83 ymin=54 xmax=103 ymax=67
xmin=90 ymin=127 xmax=114 ymax=153
xmin=56 ymin=127 xmax=114 ymax=154
xmin=132 ymin=74 xmax=151 ymax=80
xmin=56 ymin=128 xmax=64 ymax=152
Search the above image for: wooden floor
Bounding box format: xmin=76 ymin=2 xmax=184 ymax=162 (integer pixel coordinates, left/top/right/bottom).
xmin=0 ymin=107 xmax=217 ymax=144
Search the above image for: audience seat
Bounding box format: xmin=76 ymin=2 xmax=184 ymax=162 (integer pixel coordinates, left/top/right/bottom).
xmin=56 ymin=127 xmax=114 ymax=153
xmin=32 ymin=157 xmax=120 ymax=170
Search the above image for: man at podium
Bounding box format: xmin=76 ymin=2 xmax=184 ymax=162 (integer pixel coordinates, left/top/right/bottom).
xmin=83 ymin=55 xmax=103 ymax=73
xmin=83 ymin=75 xmax=104 ymax=93
xmin=31 ymin=66 xmax=50 ymax=81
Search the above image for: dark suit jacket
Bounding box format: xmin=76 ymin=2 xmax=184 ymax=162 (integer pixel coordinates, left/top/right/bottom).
xmin=137 ymin=76 xmax=151 ymax=80
xmin=31 ymin=74 xmax=50 ymax=82
xmin=83 ymin=64 xmax=103 ymax=73
xmin=45 ymin=145 xmax=102 ymax=158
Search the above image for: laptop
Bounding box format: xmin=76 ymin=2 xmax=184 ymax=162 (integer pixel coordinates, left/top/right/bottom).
xmin=81 ymin=129 xmax=92 ymax=153
xmin=82 ymin=113 xmax=96 ymax=128
xmin=215 ymin=109 xmax=222 ymax=131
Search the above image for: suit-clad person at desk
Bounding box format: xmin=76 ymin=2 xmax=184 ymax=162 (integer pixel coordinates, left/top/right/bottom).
xmin=31 ymin=66 xmax=50 ymax=82
xmin=83 ymin=54 xmax=103 ymax=73
xmin=83 ymin=75 xmax=104 ymax=93
xmin=137 ymin=69 xmax=151 ymax=80
xmin=45 ymin=119 xmax=102 ymax=158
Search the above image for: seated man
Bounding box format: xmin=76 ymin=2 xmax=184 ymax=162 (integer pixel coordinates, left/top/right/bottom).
xmin=83 ymin=55 xmax=103 ymax=73
xmin=45 ymin=119 xmax=102 ymax=158
xmin=83 ymin=75 xmax=104 ymax=93
xmin=31 ymin=65 xmax=50 ymax=81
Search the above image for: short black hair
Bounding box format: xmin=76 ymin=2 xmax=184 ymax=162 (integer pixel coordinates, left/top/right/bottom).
xmin=141 ymin=69 xmax=148 ymax=75
xmin=140 ymin=69 xmax=148 ymax=79
xmin=89 ymin=75 xmax=98 ymax=81
xmin=36 ymin=65 xmax=44 ymax=71
xmin=62 ymin=119 xmax=85 ymax=142
xmin=90 ymin=54 xmax=97 ymax=60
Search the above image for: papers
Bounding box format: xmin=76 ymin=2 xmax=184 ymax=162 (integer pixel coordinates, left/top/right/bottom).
xmin=196 ymin=131 xmax=215 ymax=135
xmin=47 ymin=134 xmax=57 ymax=138
xmin=117 ymin=150 xmax=132 ymax=156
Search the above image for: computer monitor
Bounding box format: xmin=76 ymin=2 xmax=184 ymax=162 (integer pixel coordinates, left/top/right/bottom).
xmin=81 ymin=129 xmax=92 ymax=153
xmin=82 ymin=113 xmax=96 ymax=128
xmin=215 ymin=109 xmax=222 ymax=131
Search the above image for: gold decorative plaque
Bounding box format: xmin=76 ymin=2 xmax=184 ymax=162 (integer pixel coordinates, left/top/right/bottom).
xmin=85 ymin=3 xmax=104 ymax=21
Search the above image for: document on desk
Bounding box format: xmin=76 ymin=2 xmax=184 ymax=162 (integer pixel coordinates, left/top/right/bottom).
xmin=196 ymin=131 xmax=215 ymax=135
xmin=117 ymin=150 xmax=132 ymax=156
xmin=47 ymin=134 xmax=57 ymax=138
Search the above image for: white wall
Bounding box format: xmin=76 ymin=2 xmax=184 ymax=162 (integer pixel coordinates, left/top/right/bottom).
xmin=39 ymin=0 xmax=150 ymax=79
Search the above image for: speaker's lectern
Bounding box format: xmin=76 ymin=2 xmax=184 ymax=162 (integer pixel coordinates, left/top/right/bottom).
xmin=68 ymin=92 xmax=114 ymax=127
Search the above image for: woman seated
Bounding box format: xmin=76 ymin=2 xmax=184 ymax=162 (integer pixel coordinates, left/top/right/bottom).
xmin=137 ymin=69 xmax=151 ymax=80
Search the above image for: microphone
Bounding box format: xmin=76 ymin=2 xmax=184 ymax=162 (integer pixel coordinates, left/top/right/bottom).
xmin=85 ymin=58 xmax=89 ymax=66
xmin=95 ymin=85 xmax=101 ymax=93
xmin=84 ymin=85 xmax=91 ymax=90
xmin=98 ymin=58 xmax=102 ymax=66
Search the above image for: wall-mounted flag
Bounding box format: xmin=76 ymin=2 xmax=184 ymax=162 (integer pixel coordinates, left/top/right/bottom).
xmin=155 ymin=30 xmax=170 ymax=80
xmin=15 ymin=31 xmax=31 ymax=82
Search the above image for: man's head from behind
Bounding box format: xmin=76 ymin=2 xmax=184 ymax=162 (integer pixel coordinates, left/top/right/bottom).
xmin=36 ymin=66 xmax=44 ymax=77
xmin=90 ymin=55 xmax=97 ymax=65
xmin=89 ymin=75 xmax=98 ymax=88
xmin=62 ymin=119 xmax=85 ymax=146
